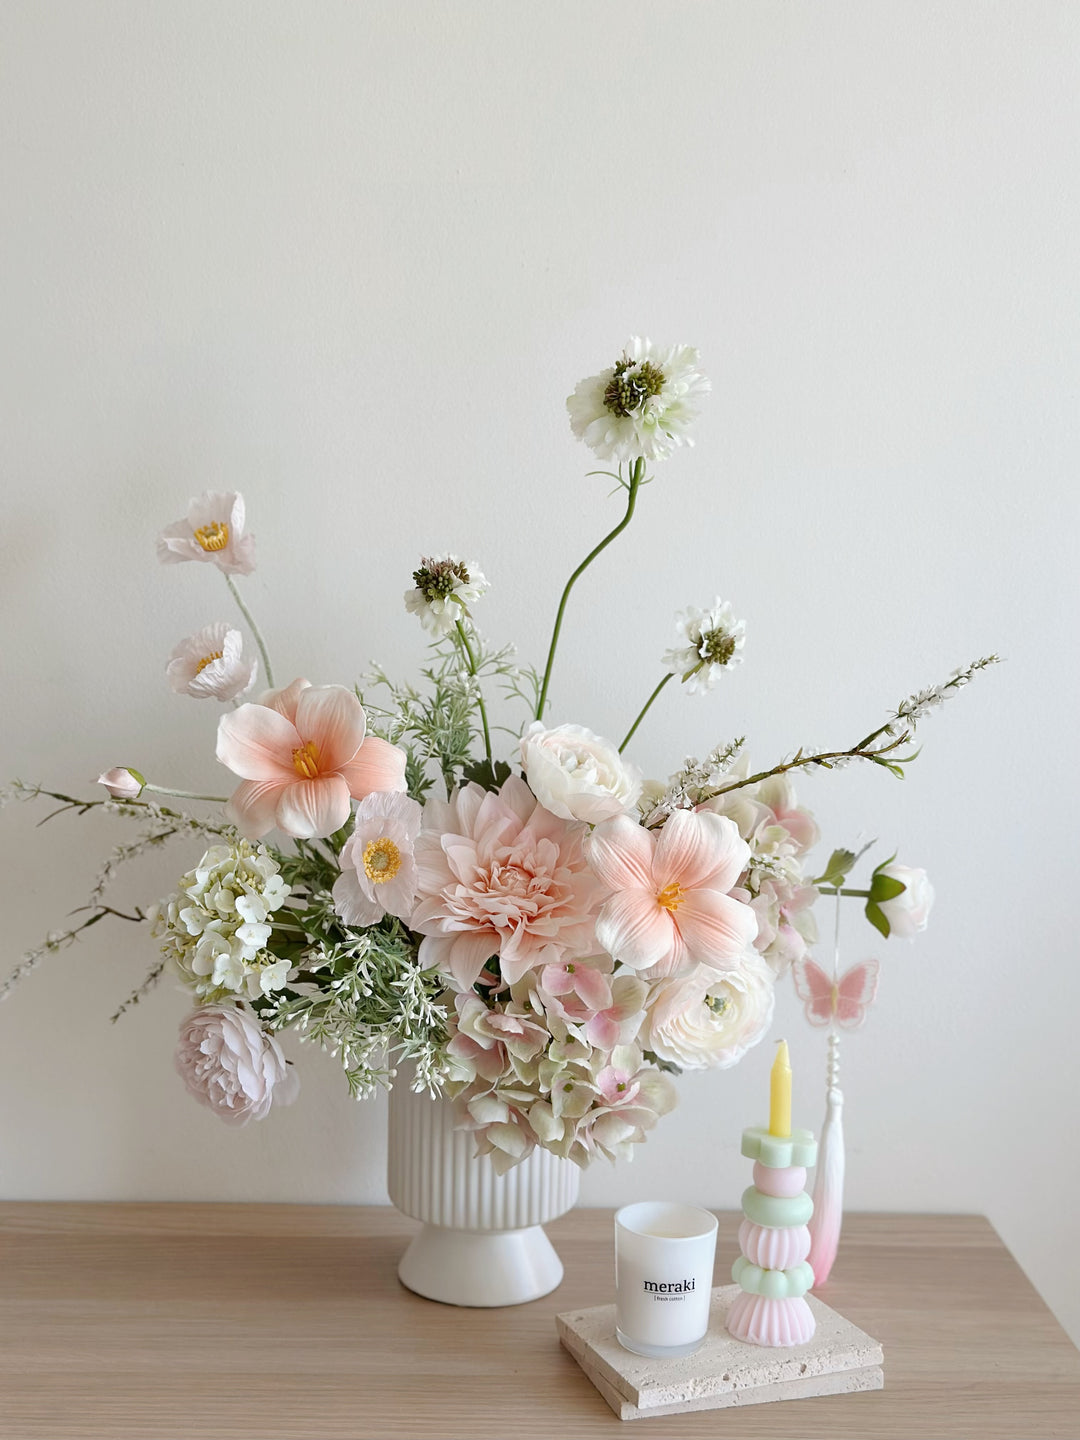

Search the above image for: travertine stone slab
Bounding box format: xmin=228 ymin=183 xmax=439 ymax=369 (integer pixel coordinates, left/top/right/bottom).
xmin=556 ymin=1284 xmax=884 ymax=1421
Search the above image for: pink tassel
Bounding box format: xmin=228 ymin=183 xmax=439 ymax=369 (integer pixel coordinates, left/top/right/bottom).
xmin=807 ymin=1034 xmax=844 ymax=1286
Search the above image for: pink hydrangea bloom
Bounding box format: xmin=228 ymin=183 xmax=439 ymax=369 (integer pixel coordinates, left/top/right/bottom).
xmin=174 ymin=1003 xmax=298 ymax=1125
xmin=157 ymin=491 xmax=256 ymax=575
xmin=216 ymin=679 xmax=406 ymax=840
xmin=585 ymin=810 xmax=757 ymax=979
xmin=410 ymin=776 xmax=603 ymax=990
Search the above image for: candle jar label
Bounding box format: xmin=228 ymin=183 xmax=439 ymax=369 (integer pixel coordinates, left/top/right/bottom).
xmin=614 ymin=1202 xmax=718 ymax=1359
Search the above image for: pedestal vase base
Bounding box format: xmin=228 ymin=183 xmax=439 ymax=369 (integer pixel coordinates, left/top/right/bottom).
xmin=398 ymin=1222 xmax=564 ymax=1307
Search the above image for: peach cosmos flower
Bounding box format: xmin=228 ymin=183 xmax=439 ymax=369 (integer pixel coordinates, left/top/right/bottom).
xmin=585 ymin=810 xmax=757 ymax=979
xmin=157 ymin=491 xmax=256 ymax=575
xmin=410 ymin=776 xmax=604 ymax=991
xmin=216 ymin=679 xmax=406 ymax=840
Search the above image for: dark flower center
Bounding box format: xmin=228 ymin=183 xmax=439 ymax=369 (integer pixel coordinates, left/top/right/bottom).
xmin=603 ymin=358 xmax=666 ymax=418
xmin=413 ymin=556 xmax=470 ymax=602
xmin=700 ymin=629 xmax=737 ymax=665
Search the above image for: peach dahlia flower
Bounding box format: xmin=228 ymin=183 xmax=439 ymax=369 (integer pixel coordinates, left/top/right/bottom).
xmin=410 ymin=776 xmax=603 ymax=990
xmin=585 ymin=810 xmax=757 ymax=979
xmin=216 ymin=679 xmax=406 ymax=840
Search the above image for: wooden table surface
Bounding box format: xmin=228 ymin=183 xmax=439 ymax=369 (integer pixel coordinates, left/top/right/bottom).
xmin=1 ymin=1205 xmax=1078 ymax=1439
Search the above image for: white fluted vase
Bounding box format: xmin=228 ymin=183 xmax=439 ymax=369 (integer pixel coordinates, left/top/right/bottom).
xmin=387 ymin=1079 xmax=580 ymax=1307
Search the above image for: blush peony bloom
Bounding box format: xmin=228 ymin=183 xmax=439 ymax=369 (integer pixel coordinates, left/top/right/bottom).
xmin=97 ymin=767 xmax=145 ymax=799
xmin=586 ymin=810 xmax=757 ymax=979
xmin=410 ymin=776 xmax=604 ymax=990
xmin=333 ymin=790 xmax=423 ymax=927
xmin=174 ymin=1003 xmax=298 ymax=1125
xmin=216 ymin=679 xmax=406 ymax=840
xmin=644 ymin=951 xmax=775 ymax=1070
xmin=157 ymin=491 xmax=256 ymax=575
xmin=874 ymin=862 xmax=934 ymax=938
xmin=520 ymin=722 xmax=642 ymax=824
xmin=166 ymin=622 xmax=256 ymax=702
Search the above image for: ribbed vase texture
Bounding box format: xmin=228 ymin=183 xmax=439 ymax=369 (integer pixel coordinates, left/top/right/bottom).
xmin=387 ymin=1080 xmax=579 ymax=1230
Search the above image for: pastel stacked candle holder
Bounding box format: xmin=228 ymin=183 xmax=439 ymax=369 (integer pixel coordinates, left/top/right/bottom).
xmin=726 ymin=1124 xmax=818 ymax=1347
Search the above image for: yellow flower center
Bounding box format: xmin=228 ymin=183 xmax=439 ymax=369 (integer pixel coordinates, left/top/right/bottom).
xmin=656 ymin=881 xmax=686 ymax=912
xmin=194 ymin=521 xmax=230 ymax=552
xmin=195 ymin=650 xmax=223 ymax=674
xmin=363 ymin=837 xmax=402 ymax=884
xmin=292 ymin=740 xmax=321 ymax=779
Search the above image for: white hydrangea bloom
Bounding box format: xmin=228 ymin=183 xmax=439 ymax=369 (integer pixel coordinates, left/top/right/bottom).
xmin=566 ymin=337 xmax=709 ymax=463
xmin=152 ymin=841 xmax=292 ymax=1001
xmin=662 ymin=599 xmax=746 ymax=693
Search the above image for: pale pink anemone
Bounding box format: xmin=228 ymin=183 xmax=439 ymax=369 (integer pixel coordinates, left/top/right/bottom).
xmin=585 ymin=810 xmax=757 ymax=980
xmin=333 ymin=790 xmax=423 ymax=927
xmin=157 ymin=491 xmax=256 ymax=575
xmin=166 ymin=622 xmax=256 ymax=701
xmin=216 ymin=678 xmax=407 ymax=840
xmin=410 ymin=775 xmax=604 ymax=991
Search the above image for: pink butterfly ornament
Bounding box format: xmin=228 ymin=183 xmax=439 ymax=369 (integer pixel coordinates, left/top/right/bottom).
xmin=792 ymin=956 xmax=879 ymax=1030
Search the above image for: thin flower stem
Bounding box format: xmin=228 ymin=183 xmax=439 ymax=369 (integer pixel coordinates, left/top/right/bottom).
xmin=619 ymin=673 xmax=673 ymax=753
xmin=144 ymin=783 xmax=228 ymax=804
xmin=454 ymin=620 xmax=493 ymax=765
xmin=816 ymin=887 xmax=872 ymax=898
xmin=715 ymin=730 xmax=912 ymax=794
xmin=225 ymin=574 xmax=275 ymax=689
xmin=536 ymin=457 xmax=645 ymax=720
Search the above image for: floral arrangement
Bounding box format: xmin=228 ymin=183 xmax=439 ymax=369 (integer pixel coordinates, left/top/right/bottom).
xmin=4 ymin=339 xmax=997 ymax=1175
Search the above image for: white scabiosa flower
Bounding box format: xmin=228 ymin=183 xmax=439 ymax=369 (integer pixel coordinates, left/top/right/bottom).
xmin=152 ymin=840 xmax=292 ymax=1001
xmin=166 ymin=622 xmax=257 ymax=701
xmin=404 ymin=555 xmax=489 ymax=637
xmin=566 ymin=338 xmax=710 ymax=463
xmin=662 ymin=599 xmax=746 ymax=693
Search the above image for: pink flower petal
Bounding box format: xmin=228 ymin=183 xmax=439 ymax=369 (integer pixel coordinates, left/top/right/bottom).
xmin=573 ymin=964 xmax=614 ymax=1011
xmin=586 ymin=816 xmax=656 ymax=891
xmin=653 ymin=809 xmax=747 ymax=890
xmin=332 ymin=869 xmax=385 ymax=927
xmin=274 ymin=775 xmax=352 ymax=839
xmin=339 ymin=736 xmax=408 ymax=800
xmin=448 ymin=932 xmax=500 ymax=989
xmin=294 ymin=685 xmax=367 ymax=770
xmin=585 ymin=1012 xmax=620 ymax=1049
xmin=216 ymin=705 xmax=298 ymax=781
xmin=225 ymin=779 xmax=286 ymax=838
xmin=674 ymin=888 xmax=758 ymax=966
xmin=260 ymin=678 xmax=311 ymax=722
xmin=595 ymin=889 xmax=674 ymax=972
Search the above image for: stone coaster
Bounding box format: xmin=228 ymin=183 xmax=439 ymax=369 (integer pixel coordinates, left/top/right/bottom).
xmin=556 ymin=1284 xmax=884 ymax=1421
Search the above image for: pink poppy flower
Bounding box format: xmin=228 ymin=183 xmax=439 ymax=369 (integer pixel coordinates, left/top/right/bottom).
xmin=216 ymin=680 xmax=406 ymax=840
xmin=410 ymin=776 xmax=603 ymax=990
xmin=585 ymin=810 xmax=757 ymax=979
xmin=157 ymin=491 xmax=256 ymax=575
xmin=332 ymin=790 xmax=422 ymax=927
xmin=166 ymin=622 xmax=256 ymax=701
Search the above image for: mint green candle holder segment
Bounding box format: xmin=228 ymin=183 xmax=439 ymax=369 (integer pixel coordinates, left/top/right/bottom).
xmin=731 ymin=1255 xmax=815 ymax=1299
xmin=740 ymin=1125 xmax=818 ymax=1169
xmin=741 ymin=1184 xmax=814 ymax=1230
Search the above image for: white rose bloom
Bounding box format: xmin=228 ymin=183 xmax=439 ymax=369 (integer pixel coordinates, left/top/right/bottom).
xmin=644 ymin=952 xmax=775 ymax=1071
xmin=567 ymin=338 xmax=710 ymax=464
xmin=520 ymin=722 xmax=642 ymax=824
xmin=876 ymin=863 xmax=934 ymax=938
xmin=166 ymin=622 xmax=256 ymax=702
xmin=662 ymin=599 xmax=746 ymax=694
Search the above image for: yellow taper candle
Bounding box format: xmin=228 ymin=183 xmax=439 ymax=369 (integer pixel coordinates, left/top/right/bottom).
xmin=769 ymin=1039 xmax=792 ymax=1138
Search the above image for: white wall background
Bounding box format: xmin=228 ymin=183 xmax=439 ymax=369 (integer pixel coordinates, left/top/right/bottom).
xmin=2 ymin=1 xmax=1078 ymax=1344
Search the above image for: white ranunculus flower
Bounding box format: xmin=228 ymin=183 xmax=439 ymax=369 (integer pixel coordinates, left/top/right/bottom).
xmin=166 ymin=622 xmax=257 ymax=702
xmin=876 ymin=863 xmax=934 ymax=938
xmin=567 ymin=337 xmax=710 ymax=463
xmin=643 ymin=952 xmax=775 ymax=1071
xmin=520 ymin=722 xmax=642 ymax=824
xmin=662 ymin=599 xmax=746 ymax=694
xmin=174 ymin=1003 xmax=298 ymax=1125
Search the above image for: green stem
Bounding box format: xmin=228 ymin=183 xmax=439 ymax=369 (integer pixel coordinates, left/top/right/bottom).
xmin=816 ymin=887 xmax=871 ymax=898
xmin=144 ymin=783 xmax=228 ymax=804
xmin=536 ymin=457 xmax=645 ymax=720
xmin=619 ymin=673 xmax=673 ymax=753
xmin=454 ymin=619 xmax=493 ymax=766
xmin=225 ymin=574 xmax=275 ymax=689
xmin=714 ymin=729 xmax=911 ymax=795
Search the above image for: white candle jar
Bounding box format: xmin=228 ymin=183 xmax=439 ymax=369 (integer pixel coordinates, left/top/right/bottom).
xmin=614 ymin=1201 xmax=719 ymax=1358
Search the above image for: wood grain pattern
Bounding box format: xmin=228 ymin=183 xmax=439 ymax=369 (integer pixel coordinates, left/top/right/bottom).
xmin=0 ymin=1205 xmax=1077 ymax=1439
